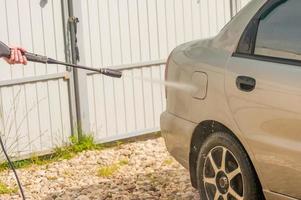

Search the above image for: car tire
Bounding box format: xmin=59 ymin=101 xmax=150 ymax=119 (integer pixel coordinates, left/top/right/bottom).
xmin=196 ymin=132 xmax=263 ymax=200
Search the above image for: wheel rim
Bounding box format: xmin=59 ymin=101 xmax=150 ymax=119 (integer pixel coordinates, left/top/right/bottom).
xmin=203 ymin=146 xmax=244 ymax=200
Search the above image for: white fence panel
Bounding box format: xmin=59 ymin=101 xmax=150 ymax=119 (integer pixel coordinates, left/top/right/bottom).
xmin=76 ymin=0 xmax=235 ymax=142
xmin=0 ymin=0 xmax=71 ymax=159
xmin=0 ymin=0 xmax=251 ymax=159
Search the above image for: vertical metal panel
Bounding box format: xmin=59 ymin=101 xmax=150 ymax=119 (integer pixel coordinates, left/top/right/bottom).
xmin=0 ymin=0 xmax=71 ymax=159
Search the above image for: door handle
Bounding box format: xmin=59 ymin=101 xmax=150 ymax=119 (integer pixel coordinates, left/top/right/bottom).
xmin=236 ymin=76 xmax=256 ymax=92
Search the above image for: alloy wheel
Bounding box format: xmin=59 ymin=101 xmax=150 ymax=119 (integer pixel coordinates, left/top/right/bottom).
xmin=203 ymin=146 xmax=244 ymax=200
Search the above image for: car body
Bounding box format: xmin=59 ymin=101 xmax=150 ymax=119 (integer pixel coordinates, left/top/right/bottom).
xmin=160 ymin=0 xmax=301 ymax=199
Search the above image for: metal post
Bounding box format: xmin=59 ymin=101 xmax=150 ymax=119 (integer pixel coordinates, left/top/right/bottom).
xmin=60 ymin=0 xmax=78 ymax=139
xmin=66 ymin=0 xmax=91 ymax=138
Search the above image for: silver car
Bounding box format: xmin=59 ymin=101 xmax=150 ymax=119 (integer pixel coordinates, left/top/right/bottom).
xmin=160 ymin=0 xmax=301 ymax=199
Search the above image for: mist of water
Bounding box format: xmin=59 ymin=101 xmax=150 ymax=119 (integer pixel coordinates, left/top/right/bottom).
xmin=124 ymin=74 xmax=196 ymax=93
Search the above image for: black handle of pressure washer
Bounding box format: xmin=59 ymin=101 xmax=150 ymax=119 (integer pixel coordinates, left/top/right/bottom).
xmin=100 ymin=68 xmax=122 ymax=78
xmin=24 ymin=52 xmax=48 ymax=64
xmin=0 ymin=41 xmax=11 ymax=58
xmin=0 ymin=41 xmax=122 ymax=78
xmin=0 ymin=41 xmax=48 ymax=64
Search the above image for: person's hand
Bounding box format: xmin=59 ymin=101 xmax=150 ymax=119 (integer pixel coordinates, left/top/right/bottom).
xmin=4 ymin=47 xmax=28 ymax=65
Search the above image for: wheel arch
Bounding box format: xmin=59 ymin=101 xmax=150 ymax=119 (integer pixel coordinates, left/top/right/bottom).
xmin=189 ymin=120 xmax=262 ymax=193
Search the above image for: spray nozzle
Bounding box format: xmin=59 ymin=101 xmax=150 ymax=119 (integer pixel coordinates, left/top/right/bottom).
xmin=99 ymin=68 xmax=122 ymax=78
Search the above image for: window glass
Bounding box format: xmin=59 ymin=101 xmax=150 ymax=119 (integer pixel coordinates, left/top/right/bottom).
xmin=255 ymin=0 xmax=301 ymax=61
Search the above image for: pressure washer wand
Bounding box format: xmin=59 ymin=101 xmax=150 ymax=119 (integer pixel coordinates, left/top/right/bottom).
xmin=0 ymin=41 xmax=122 ymax=78
xmin=0 ymin=41 xmax=121 ymax=200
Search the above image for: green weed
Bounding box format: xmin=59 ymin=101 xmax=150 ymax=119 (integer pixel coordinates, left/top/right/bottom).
xmin=97 ymin=159 xmax=129 ymax=177
xmin=0 ymin=182 xmax=17 ymax=194
xmin=0 ymin=134 xmax=102 ymax=171
xmin=97 ymin=164 xmax=119 ymax=177
xmin=70 ymin=135 xmax=101 ymax=152
xmin=118 ymin=158 xmax=129 ymax=166
xmin=163 ymin=158 xmax=173 ymax=165
xmin=0 ymin=155 xmax=53 ymax=171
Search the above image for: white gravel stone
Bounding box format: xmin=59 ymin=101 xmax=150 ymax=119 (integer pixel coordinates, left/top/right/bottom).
xmin=0 ymin=137 xmax=199 ymax=199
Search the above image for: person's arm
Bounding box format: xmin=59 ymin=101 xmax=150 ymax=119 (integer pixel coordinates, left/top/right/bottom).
xmin=3 ymin=47 xmax=27 ymax=65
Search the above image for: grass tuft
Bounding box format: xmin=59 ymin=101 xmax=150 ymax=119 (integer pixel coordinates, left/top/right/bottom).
xmin=163 ymin=158 xmax=173 ymax=165
xmin=97 ymin=164 xmax=119 ymax=178
xmin=118 ymin=158 xmax=129 ymax=166
xmin=0 ymin=155 xmax=53 ymax=171
xmin=97 ymin=159 xmax=129 ymax=177
xmin=0 ymin=181 xmax=17 ymax=194
xmin=69 ymin=135 xmax=101 ymax=152
xmin=0 ymin=134 xmax=102 ymax=171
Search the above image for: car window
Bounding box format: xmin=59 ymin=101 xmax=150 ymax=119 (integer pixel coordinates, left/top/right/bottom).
xmin=254 ymin=0 xmax=301 ymax=61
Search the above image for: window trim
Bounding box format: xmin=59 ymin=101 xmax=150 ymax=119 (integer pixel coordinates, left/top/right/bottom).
xmin=233 ymin=0 xmax=301 ymax=66
xmin=232 ymin=52 xmax=301 ymax=67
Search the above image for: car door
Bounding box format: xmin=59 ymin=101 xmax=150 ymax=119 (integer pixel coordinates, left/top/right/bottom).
xmin=225 ymin=0 xmax=301 ymax=198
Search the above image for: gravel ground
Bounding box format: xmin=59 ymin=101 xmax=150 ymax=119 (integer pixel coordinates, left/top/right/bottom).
xmin=0 ymin=137 xmax=199 ymax=200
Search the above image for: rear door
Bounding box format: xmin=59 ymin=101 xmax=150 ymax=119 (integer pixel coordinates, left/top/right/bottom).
xmin=225 ymin=0 xmax=301 ymax=198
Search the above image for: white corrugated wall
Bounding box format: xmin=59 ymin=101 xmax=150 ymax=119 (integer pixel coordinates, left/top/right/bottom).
xmin=74 ymin=0 xmax=241 ymax=143
xmin=0 ymin=0 xmax=71 ymax=158
xmin=0 ymin=0 xmax=250 ymax=158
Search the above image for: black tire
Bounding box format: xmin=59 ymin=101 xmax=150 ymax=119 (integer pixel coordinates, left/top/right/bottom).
xmin=196 ymin=132 xmax=263 ymax=200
